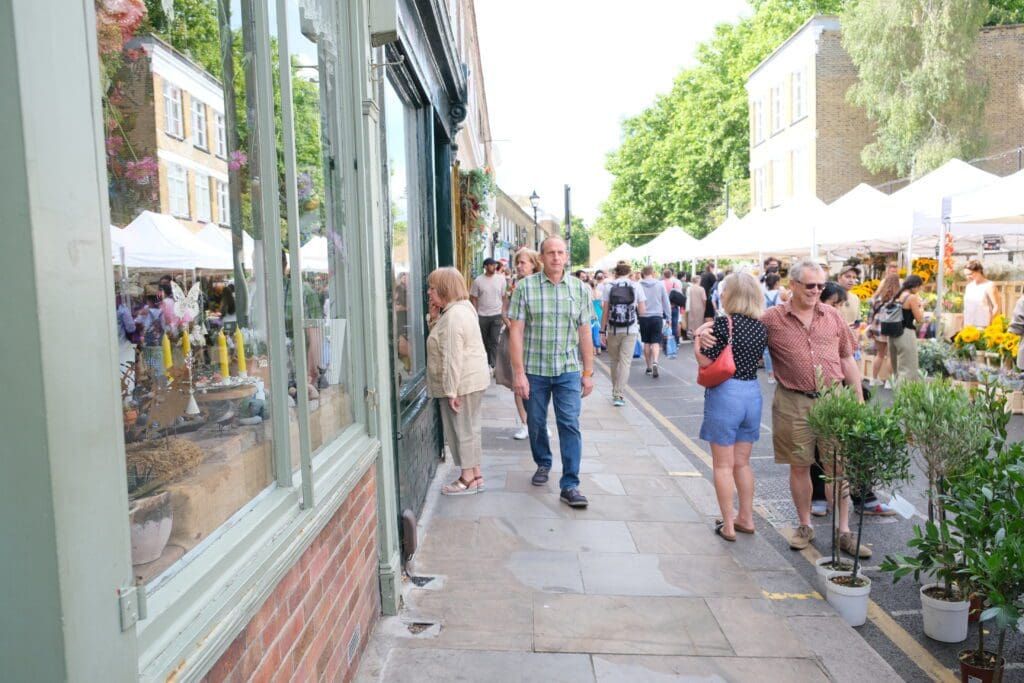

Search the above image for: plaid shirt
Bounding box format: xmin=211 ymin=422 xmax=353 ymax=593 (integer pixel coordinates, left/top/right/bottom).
xmin=509 ymin=271 xmax=594 ymax=376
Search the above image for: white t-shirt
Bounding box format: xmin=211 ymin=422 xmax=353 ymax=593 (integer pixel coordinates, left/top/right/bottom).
xmin=602 ymin=278 xmax=646 ymax=334
xmin=964 ymin=280 xmax=995 ymax=328
xmin=470 ymin=273 xmax=506 ymax=316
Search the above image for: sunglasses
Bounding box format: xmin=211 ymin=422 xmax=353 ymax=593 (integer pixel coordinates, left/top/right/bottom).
xmin=795 ymin=281 xmax=826 ymax=290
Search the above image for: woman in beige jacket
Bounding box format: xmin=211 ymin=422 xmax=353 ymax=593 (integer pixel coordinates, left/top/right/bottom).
xmin=426 ymin=267 xmax=491 ymax=495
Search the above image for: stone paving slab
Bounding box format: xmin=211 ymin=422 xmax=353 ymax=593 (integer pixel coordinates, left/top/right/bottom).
xmin=591 ymin=654 xmax=830 ymax=682
xmin=369 ymin=649 xmax=595 ymax=683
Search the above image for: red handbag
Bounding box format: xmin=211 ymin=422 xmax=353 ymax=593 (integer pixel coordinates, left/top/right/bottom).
xmin=697 ymin=316 xmax=736 ymax=388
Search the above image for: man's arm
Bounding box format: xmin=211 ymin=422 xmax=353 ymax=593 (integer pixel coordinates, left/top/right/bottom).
xmin=470 ymin=295 xmax=479 ymax=311
xmin=509 ymin=319 xmax=529 ymax=399
xmin=841 ymin=354 xmax=864 ymax=401
xmin=578 ymin=322 xmax=595 ymax=398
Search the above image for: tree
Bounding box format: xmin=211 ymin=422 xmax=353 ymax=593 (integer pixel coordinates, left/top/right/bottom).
xmin=595 ymin=0 xmax=846 ymax=248
xmin=562 ymin=216 xmax=589 ymax=266
xmin=842 ymin=0 xmax=990 ymax=178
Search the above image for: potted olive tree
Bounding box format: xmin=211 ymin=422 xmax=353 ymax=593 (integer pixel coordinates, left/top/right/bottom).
xmin=824 ymin=399 xmax=910 ymax=627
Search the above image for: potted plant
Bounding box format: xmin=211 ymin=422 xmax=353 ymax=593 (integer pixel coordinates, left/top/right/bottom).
xmin=127 ymin=464 xmax=172 ymax=566
xmin=824 ymin=398 xmax=910 ymax=627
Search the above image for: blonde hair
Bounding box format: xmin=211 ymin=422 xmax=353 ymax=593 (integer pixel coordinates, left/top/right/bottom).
xmin=721 ymin=272 xmax=764 ymax=320
xmin=514 ymin=247 xmax=542 ymax=274
xmin=876 ymin=273 xmax=901 ymax=303
xmin=427 ymin=267 xmax=469 ymax=304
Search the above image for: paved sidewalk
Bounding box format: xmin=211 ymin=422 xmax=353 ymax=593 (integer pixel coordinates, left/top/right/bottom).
xmin=356 ymin=373 xmax=902 ymax=682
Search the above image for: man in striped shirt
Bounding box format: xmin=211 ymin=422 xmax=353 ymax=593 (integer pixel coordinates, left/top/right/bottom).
xmin=509 ymin=237 xmax=595 ymax=508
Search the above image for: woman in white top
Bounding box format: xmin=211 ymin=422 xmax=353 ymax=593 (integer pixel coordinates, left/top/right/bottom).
xmin=963 ymin=259 xmax=998 ymax=328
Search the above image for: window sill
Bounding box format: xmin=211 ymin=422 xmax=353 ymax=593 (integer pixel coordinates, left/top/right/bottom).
xmin=194 ymin=144 xmax=209 ymax=153
xmin=791 ymin=114 xmax=808 ymax=126
xmin=137 ymin=427 xmax=380 ymax=682
xmin=164 ymin=132 xmax=185 ymax=141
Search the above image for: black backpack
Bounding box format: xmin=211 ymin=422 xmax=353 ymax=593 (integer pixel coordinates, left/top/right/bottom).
xmin=876 ymin=300 xmax=905 ymax=338
xmin=669 ymin=289 xmax=686 ymax=308
xmin=608 ymin=282 xmax=637 ymax=328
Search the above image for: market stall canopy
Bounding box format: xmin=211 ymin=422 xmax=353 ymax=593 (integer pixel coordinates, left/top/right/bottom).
xmin=693 ymin=211 xmax=762 ymax=259
xmin=901 ymin=159 xmax=998 ymax=236
xmin=299 ymin=235 xmax=329 ymax=273
xmin=815 ymin=184 xmax=897 ymax=255
xmin=111 ymin=211 xmax=227 ymax=269
xmin=633 ymin=226 xmax=700 ymax=262
xmin=592 ymin=242 xmax=642 ymax=270
xmin=194 ymin=223 xmax=256 ymax=268
xmin=947 ymin=168 xmax=1024 ymax=229
xmin=754 ymin=196 xmax=828 ymax=255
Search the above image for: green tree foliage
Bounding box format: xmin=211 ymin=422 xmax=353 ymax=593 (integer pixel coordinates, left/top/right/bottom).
xmin=595 ymin=0 xmax=846 ymax=248
xmin=562 ymin=216 xmax=589 ymax=266
xmin=842 ymin=0 xmax=991 ymax=178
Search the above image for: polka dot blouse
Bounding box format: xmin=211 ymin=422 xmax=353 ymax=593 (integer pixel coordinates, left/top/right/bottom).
xmin=703 ymin=314 xmax=768 ymax=381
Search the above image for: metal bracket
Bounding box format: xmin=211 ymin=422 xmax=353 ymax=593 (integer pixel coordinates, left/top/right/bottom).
xmin=369 ymin=55 xmax=405 ymax=83
xmin=365 ymin=387 xmax=378 ymax=412
xmin=118 ymin=581 xmax=147 ymax=631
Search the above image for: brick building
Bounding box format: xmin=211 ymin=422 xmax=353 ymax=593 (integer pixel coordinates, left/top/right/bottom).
xmin=747 ymin=16 xmax=1024 ymax=211
xmin=494 ymin=186 xmax=533 ymax=257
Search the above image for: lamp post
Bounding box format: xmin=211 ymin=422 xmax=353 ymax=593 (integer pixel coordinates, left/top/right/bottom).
xmin=530 ymin=189 xmax=540 ymax=250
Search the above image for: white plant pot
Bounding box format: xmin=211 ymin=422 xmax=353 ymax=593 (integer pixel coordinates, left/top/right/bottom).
xmin=129 ymin=491 xmax=173 ymax=565
xmin=826 ymin=572 xmax=872 ymax=627
xmin=814 ymin=556 xmax=855 ymax=594
xmin=920 ymin=583 xmax=969 ymax=643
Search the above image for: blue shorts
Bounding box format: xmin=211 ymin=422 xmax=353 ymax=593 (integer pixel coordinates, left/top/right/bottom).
xmin=699 ymin=378 xmax=763 ymax=446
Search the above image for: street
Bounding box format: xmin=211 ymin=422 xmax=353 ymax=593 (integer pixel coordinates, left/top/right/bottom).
xmin=612 ymin=340 xmax=1024 ymax=682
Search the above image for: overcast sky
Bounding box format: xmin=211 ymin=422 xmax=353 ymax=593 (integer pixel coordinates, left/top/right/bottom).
xmin=475 ymin=0 xmax=751 ymax=227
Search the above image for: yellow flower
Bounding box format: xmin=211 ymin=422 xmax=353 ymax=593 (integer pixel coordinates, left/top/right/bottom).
xmin=955 ymin=326 xmax=982 ymax=345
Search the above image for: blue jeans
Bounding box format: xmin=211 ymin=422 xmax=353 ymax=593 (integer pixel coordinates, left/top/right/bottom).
xmin=671 ymin=306 xmax=680 ymax=342
xmin=763 ymin=347 xmax=773 ymax=375
xmin=526 ymin=371 xmax=583 ymax=491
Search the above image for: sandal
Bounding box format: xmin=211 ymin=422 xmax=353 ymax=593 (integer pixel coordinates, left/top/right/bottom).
xmin=441 ymin=476 xmax=481 ymax=496
xmin=716 ymin=518 xmax=755 ymax=534
xmin=473 ymin=476 xmax=485 ymax=492
xmin=714 ymin=521 xmax=736 ymax=542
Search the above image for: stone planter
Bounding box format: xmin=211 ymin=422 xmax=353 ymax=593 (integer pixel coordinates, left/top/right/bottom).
xmin=129 ymin=490 xmax=173 ymax=565
xmin=920 ymin=584 xmax=969 ymax=643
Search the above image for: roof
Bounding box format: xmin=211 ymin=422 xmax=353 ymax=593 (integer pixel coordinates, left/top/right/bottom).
xmin=747 ymin=15 xmax=840 ymax=82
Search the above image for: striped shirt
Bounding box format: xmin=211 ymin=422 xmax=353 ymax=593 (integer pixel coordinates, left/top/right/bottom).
xmin=509 ymin=270 xmax=594 ymax=376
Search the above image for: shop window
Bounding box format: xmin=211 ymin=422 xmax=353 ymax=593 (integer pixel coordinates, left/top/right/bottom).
xmin=192 ymin=98 xmax=208 ymax=149
xmin=385 ymin=79 xmax=425 ymax=391
xmin=101 ymin=0 xmax=276 ymax=586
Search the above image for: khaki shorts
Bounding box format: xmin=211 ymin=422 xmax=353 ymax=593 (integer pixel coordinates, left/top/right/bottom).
xmin=772 ymin=387 xmax=817 ymax=466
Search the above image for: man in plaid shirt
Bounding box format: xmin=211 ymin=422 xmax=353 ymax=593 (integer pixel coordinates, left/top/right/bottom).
xmin=509 ymin=237 xmax=596 ymax=508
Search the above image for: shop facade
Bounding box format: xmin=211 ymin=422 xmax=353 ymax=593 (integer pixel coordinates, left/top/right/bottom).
xmin=1 ymin=0 xmax=464 ymax=679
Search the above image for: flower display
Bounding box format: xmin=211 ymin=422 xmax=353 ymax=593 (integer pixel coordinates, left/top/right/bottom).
xmin=851 ymin=279 xmax=880 ymax=300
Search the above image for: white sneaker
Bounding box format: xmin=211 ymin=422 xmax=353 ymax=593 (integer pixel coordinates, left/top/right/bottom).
xmin=513 ymin=424 xmax=529 ymax=440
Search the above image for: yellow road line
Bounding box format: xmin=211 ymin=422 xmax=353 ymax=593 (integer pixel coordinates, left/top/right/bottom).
xmin=598 ymin=357 xmax=958 ymax=683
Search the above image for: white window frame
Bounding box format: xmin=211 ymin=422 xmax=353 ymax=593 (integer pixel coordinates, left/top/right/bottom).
xmin=216 ymin=179 xmax=230 ymax=226
xmin=753 ymin=167 xmax=767 ymax=209
xmin=192 ymin=98 xmax=208 ymax=150
xmin=791 ymin=70 xmax=806 ymax=122
xmin=214 ymin=112 xmax=227 ymax=157
xmin=791 ymin=147 xmax=809 ymax=197
xmin=163 ymin=81 xmax=184 ymax=138
xmin=753 ymin=99 xmax=764 ymax=144
xmin=194 ymin=172 xmax=211 ymax=222
xmin=770 ymin=85 xmax=783 ymax=134
xmin=167 ymin=162 xmax=189 ymax=217
xmin=771 ymin=158 xmax=787 ymax=207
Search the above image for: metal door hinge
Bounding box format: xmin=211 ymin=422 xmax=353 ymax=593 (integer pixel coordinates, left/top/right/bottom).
xmin=118 ymin=582 xmax=147 ymax=631
xmin=365 ymin=387 xmax=378 ymax=412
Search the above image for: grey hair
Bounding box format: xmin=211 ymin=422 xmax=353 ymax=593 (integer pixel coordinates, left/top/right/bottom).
xmin=789 ymin=259 xmax=823 ymax=284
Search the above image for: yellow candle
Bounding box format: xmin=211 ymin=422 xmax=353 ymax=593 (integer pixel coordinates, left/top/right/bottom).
xmin=234 ymin=328 xmax=247 ymax=375
xmin=217 ymin=331 xmax=230 ymax=378
xmin=161 ymin=333 xmax=173 ymax=376
xmin=181 ymin=328 xmax=191 ymax=357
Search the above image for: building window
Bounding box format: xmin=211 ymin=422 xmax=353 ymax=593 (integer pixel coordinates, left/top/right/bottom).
xmin=752 ymin=99 xmax=764 ymax=144
xmin=167 ymin=162 xmax=189 ymax=217
xmin=216 ymin=180 xmax=229 ymax=225
xmin=163 ymin=81 xmax=183 ymax=138
xmin=791 ymin=70 xmax=806 ymax=122
xmin=753 ymin=167 xmax=767 ymax=209
xmin=214 ymin=112 xmax=227 ymax=157
xmin=192 ymin=99 xmax=208 ymax=149
xmin=770 ymin=86 xmax=783 ymax=134
xmin=771 ymin=158 xmax=787 ymax=207
xmin=791 ymin=147 xmax=809 ymax=197
xmin=195 ymin=172 xmax=211 ymax=221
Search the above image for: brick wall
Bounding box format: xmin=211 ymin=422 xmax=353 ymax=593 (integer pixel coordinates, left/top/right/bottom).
xmin=201 ymin=465 xmax=380 ymax=683
xmin=975 ymin=24 xmax=1024 ymax=176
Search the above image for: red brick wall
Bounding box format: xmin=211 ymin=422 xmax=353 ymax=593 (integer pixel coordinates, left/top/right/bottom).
xmin=201 ymin=466 xmax=380 ymax=683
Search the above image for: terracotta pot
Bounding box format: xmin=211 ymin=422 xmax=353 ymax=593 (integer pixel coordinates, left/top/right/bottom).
xmin=968 ymin=593 xmax=984 ymax=623
xmin=958 ymin=649 xmax=1004 ymax=683
xmin=129 ymin=490 xmax=173 ymax=565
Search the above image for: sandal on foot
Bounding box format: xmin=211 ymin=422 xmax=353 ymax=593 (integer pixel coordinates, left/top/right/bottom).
xmin=714 ymin=521 xmax=736 ymax=542
xmin=473 ymin=476 xmax=485 ymax=492
xmin=441 ymin=476 xmax=481 ymax=496
xmin=715 ymin=519 xmax=755 ymax=534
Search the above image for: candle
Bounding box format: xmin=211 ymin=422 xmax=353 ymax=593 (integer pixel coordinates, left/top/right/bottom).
xmin=181 ymin=328 xmax=191 ymax=357
xmin=217 ymin=331 xmax=230 ymax=379
xmin=234 ymin=327 xmax=247 ymax=376
xmin=161 ymin=332 xmax=173 ymax=376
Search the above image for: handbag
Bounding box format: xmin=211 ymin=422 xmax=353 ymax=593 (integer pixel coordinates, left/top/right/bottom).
xmin=494 ymin=328 xmax=514 ymax=390
xmin=697 ymin=316 xmax=736 ymax=388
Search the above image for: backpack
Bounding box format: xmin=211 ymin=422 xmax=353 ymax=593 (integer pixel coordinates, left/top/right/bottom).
xmin=876 ymin=300 xmax=905 ymax=338
xmin=607 ymin=281 xmax=637 ymax=328
xmin=669 ymin=289 xmax=686 ymax=308
xmin=142 ymin=308 xmax=164 ymax=346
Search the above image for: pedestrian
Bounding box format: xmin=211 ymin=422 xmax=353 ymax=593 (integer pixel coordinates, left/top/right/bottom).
xmin=687 ymin=275 xmax=706 ymax=341
xmin=1008 ymin=294 xmax=1024 ymax=369
xmin=888 ymin=275 xmax=925 ymax=381
xmin=695 ymin=273 xmax=767 ymax=541
xmin=589 ymin=280 xmax=603 ymax=355
xmin=963 ymin=259 xmax=998 ymax=328
xmin=600 ymin=261 xmax=647 ymax=406
xmin=508 ymin=237 xmax=595 ymax=508
xmin=500 ymin=247 xmax=550 ymax=441
xmin=700 ymin=264 xmax=717 ymax=320
xmin=639 ymin=266 xmax=670 ymax=378
xmin=701 ymin=260 xmax=869 ymax=557
xmin=426 ymin=267 xmax=490 ymax=496
xmin=760 ymin=257 xmax=781 ymax=288
xmin=867 ymin=273 xmax=900 ymax=387
xmin=470 ymin=257 xmax=507 ymax=368
xmin=762 ymin=273 xmax=783 ymax=384
xmin=836 ymin=264 xmax=862 ymax=326
xmin=662 ymin=268 xmax=683 ymax=343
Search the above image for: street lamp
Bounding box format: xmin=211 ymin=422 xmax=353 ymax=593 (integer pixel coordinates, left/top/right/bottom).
xmin=529 ymin=189 xmax=540 ymax=250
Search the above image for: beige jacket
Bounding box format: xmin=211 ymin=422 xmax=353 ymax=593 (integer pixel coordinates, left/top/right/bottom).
xmin=427 ymin=299 xmax=490 ymax=399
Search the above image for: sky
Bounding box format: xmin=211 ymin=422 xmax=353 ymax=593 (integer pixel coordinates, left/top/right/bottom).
xmin=475 ymin=0 xmax=752 ymax=227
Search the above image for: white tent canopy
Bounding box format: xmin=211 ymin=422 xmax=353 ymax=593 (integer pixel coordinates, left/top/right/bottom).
xmin=755 ymin=196 xmax=827 ymax=255
xmin=298 ymin=235 xmax=330 ymax=273
xmin=633 ymin=226 xmax=700 ymax=262
xmin=815 ymin=184 xmax=897 ymax=254
xmin=194 ymin=223 xmax=256 ymax=268
xmin=592 ymin=242 xmax=642 ymax=270
xmin=902 ymin=159 xmax=998 ymax=237
xmin=947 ymin=168 xmax=1024 ymax=230
xmin=694 ymin=211 xmax=761 ymax=259
xmin=111 ymin=211 xmax=227 ymax=269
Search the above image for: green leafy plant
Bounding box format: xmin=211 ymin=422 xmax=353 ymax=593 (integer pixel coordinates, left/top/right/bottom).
xmin=880 ymin=518 xmax=965 ymax=601
xmin=917 ymin=339 xmax=954 ymax=378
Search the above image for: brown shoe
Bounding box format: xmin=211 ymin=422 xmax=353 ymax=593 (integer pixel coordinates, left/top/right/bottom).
xmin=789 ymin=525 xmax=815 ymax=550
xmin=838 ymin=532 xmax=872 ymax=559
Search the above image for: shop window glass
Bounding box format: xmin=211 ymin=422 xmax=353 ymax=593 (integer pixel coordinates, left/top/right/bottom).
xmin=99 ymin=0 xmax=276 ymax=585
xmin=385 ymin=80 xmax=425 ymax=390
xmin=284 ymin=0 xmax=355 ymax=458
